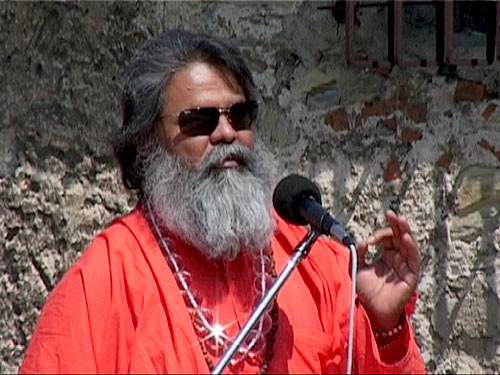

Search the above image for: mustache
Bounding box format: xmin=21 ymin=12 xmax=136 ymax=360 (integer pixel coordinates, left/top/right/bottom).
xmin=200 ymin=143 xmax=255 ymax=175
xmin=143 ymin=137 xmax=275 ymax=260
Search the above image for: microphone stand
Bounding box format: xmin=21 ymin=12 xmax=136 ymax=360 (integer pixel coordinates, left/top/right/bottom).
xmin=211 ymin=230 xmax=321 ymax=375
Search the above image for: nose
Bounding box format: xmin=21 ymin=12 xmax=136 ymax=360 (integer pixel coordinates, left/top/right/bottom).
xmin=209 ymin=113 xmax=237 ymax=145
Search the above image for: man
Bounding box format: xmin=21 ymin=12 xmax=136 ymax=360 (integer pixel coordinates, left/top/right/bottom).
xmin=20 ymin=30 xmax=425 ymax=373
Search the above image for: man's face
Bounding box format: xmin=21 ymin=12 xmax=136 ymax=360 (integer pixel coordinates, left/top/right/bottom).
xmin=158 ymin=62 xmax=255 ymax=167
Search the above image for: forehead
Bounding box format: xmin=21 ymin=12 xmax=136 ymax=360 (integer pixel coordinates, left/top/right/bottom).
xmin=164 ymin=62 xmax=244 ymax=103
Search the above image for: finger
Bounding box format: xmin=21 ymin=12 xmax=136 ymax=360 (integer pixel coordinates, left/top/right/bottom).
xmin=386 ymin=251 xmax=409 ymax=278
xmin=357 ymin=232 xmax=389 ymax=268
xmin=386 ymin=210 xmax=401 ymax=250
xmin=365 ymin=228 xmax=394 ymax=248
xmin=382 ymin=233 xmax=420 ymax=279
xmin=380 ymin=250 xmax=416 ymax=288
xmin=387 ymin=212 xmax=419 ymax=274
xmin=387 ymin=210 xmax=414 ymax=239
xmin=401 ymin=232 xmax=421 ymax=275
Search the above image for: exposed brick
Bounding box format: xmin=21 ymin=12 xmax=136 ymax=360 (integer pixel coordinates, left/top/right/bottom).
xmin=325 ymin=107 xmax=349 ymax=131
xmin=361 ymin=99 xmax=396 ymax=119
xmin=478 ymin=139 xmax=500 ymax=161
xmin=482 ymin=103 xmax=497 ymax=120
xmin=383 ymin=158 xmax=402 ymax=182
xmin=478 ymin=138 xmax=495 ymax=152
xmin=382 ymin=117 xmax=397 ymax=131
xmin=407 ymin=103 xmax=427 ymax=123
xmin=435 ymin=153 xmax=452 ymax=169
xmin=453 ymin=80 xmax=487 ymax=103
xmin=401 ymin=127 xmax=423 ymax=144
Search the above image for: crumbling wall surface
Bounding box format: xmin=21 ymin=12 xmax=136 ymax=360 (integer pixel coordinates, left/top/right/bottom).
xmin=1 ymin=2 xmax=498 ymax=373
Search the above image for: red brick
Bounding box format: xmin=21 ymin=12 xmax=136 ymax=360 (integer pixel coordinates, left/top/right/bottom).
xmin=482 ymin=103 xmax=497 ymax=120
xmin=407 ymin=103 xmax=427 ymax=123
xmin=401 ymin=127 xmax=423 ymax=144
xmin=361 ymin=99 xmax=396 ymax=119
xmin=383 ymin=158 xmax=402 ymax=182
xmin=435 ymin=153 xmax=452 ymax=169
xmin=325 ymin=107 xmax=349 ymax=131
xmin=478 ymin=138 xmax=495 ymax=152
xmin=453 ymin=80 xmax=487 ymax=103
xmin=382 ymin=117 xmax=397 ymax=131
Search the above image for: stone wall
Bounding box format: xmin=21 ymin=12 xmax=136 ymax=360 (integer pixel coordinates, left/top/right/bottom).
xmin=1 ymin=1 xmax=498 ymax=373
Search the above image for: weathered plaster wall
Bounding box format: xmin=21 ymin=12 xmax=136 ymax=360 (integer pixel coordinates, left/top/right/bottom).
xmin=1 ymin=2 xmax=498 ymax=373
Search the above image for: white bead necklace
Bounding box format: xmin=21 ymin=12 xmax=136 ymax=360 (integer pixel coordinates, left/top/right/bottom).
xmin=146 ymin=200 xmax=277 ymax=372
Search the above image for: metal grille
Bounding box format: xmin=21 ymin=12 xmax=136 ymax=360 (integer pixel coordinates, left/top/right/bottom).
xmin=322 ymin=1 xmax=500 ymax=68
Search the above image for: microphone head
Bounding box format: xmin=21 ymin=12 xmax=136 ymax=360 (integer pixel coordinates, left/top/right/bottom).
xmin=272 ymin=174 xmax=322 ymax=226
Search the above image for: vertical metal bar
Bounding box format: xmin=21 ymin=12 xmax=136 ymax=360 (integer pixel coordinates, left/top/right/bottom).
xmin=211 ymin=231 xmax=321 ymax=375
xmin=497 ymin=0 xmax=500 ymax=62
xmin=436 ymin=0 xmax=445 ymax=66
xmin=345 ymin=1 xmax=355 ymax=66
xmin=388 ymin=0 xmax=395 ymax=66
xmin=392 ymin=0 xmax=403 ymax=66
xmin=486 ymin=0 xmax=496 ymax=64
xmin=443 ymin=0 xmax=454 ymax=65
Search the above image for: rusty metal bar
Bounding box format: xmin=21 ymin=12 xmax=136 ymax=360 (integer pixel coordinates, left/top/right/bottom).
xmin=345 ymin=0 xmax=355 ymax=66
xmin=340 ymin=0 xmax=498 ymax=69
xmin=443 ymin=0 xmax=454 ymax=65
xmin=392 ymin=0 xmax=403 ymax=66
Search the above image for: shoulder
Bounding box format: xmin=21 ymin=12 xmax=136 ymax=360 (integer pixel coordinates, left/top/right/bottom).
xmin=20 ymin=207 xmax=157 ymax=373
xmin=79 ymin=206 xmax=154 ymax=267
xmin=51 ymin=206 xmax=157 ymax=300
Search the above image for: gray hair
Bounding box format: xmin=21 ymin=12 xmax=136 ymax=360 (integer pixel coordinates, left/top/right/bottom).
xmin=112 ymin=29 xmax=258 ymax=193
xmin=143 ymin=138 xmax=275 ymax=260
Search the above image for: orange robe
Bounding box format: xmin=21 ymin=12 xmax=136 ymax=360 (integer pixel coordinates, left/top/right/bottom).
xmin=20 ymin=205 xmax=425 ymax=374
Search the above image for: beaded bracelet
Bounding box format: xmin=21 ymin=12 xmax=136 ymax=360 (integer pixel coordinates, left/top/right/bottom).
xmin=374 ymin=323 xmax=404 ymax=340
xmin=374 ymin=315 xmax=405 ymax=350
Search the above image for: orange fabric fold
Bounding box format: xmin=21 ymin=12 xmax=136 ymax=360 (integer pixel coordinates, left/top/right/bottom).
xmin=20 ymin=205 xmax=425 ymax=374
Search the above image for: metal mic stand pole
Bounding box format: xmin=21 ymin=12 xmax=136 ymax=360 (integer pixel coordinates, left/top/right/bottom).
xmin=211 ymin=230 xmax=321 ymax=375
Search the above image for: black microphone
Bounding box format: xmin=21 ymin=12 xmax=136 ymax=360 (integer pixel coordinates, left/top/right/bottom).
xmin=273 ymin=174 xmax=355 ymax=247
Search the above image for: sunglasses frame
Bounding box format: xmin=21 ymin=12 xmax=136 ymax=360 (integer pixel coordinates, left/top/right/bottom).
xmin=176 ymin=100 xmax=258 ymax=137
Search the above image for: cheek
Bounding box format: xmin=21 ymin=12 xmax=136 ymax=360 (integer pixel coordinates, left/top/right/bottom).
xmin=237 ymin=130 xmax=255 ymax=149
xmin=172 ymin=137 xmax=210 ymax=166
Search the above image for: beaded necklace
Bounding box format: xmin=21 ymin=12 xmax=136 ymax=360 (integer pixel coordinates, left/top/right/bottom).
xmin=146 ymin=201 xmax=278 ymax=373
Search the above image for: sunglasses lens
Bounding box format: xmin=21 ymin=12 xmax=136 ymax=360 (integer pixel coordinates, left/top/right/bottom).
xmin=177 ymin=101 xmax=257 ymax=136
xmin=179 ymin=108 xmax=219 ymax=136
xmin=228 ymin=101 xmax=256 ymax=130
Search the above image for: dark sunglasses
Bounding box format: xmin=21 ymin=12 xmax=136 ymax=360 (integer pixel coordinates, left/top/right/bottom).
xmin=177 ymin=101 xmax=257 ymax=136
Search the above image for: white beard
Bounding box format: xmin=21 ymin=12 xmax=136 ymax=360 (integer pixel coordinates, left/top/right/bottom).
xmin=142 ymin=139 xmax=275 ymax=261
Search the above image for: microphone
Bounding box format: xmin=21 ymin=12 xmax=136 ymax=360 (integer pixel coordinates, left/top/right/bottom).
xmin=273 ymin=174 xmax=355 ymax=247
xmin=272 ymin=174 xmax=358 ymax=374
